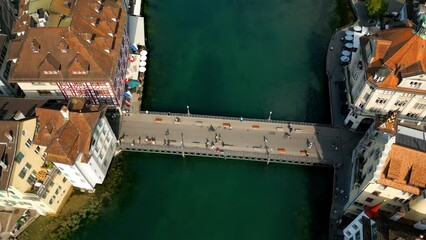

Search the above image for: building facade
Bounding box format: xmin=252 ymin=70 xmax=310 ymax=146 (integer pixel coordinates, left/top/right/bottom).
xmin=0 ymin=98 xmax=74 ymax=216
xmin=34 ymin=98 xmax=117 ymax=191
xmin=344 ymin=20 xmax=426 ymax=130
xmin=0 ymin=34 xmax=14 ymax=96
xmin=343 ymin=211 xmax=377 ymax=240
xmin=0 ymin=0 xmax=18 ymax=37
xmin=345 ymin=113 xmax=426 ymax=230
xmin=6 ymin=0 xmax=129 ymax=108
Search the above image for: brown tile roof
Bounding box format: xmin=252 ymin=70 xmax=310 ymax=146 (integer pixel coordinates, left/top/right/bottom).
xmin=8 ymin=0 xmax=127 ymax=83
xmin=377 ymin=144 xmax=426 ymax=195
xmin=0 ymin=121 xmax=20 ymax=190
xmin=34 ymin=99 xmax=105 ymax=165
xmin=363 ymin=23 xmax=426 ymax=93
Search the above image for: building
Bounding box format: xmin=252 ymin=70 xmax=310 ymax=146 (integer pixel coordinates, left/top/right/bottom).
xmin=0 ymin=0 xmax=18 ymax=37
xmin=343 ymin=211 xmax=377 ymax=240
xmin=6 ymin=0 xmax=130 ymax=108
xmin=344 ymin=19 xmax=426 ymax=130
xmin=345 ymin=112 xmax=426 ymax=230
xmin=34 ymin=98 xmax=117 ymax=191
xmin=0 ymin=98 xmax=73 ymax=216
xmin=0 ymin=34 xmax=16 ymax=96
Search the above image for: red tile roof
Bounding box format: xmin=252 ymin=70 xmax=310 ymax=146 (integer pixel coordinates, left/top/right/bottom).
xmin=378 ymin=144 xmax=426 ymax=195
xmin=8 ymin=0 xmax=127 ymax=83
xmin=363 ymin=22 xmax=426 ymax=93
xmin=34 ymin=99 xmax=106 ymax=165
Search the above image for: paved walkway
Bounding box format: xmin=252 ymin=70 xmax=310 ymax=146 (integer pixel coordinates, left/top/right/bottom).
xmin=325 ymin=0 xmax=376 ymax=239
xmin=120 ymin=112 xmax=362 ymax=166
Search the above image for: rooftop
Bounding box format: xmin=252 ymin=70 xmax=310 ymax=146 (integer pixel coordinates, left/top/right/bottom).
xmin=378 ymin=144 xmax=426 ymax=195
xmin=34 ymin=98 xmax=106 ymax=165
xmin=361 ymin=21 xmax=426 ymax=93
xmin=8 ymin=0 xmax=126 ymax=83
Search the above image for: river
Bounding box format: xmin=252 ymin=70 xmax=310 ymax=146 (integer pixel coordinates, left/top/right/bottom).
xmin=72 ymin=0 xmax=336 ymax=239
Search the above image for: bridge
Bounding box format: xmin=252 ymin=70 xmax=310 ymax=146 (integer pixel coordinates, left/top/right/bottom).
xmin=118 ymin=111 xmax=361 ymax=167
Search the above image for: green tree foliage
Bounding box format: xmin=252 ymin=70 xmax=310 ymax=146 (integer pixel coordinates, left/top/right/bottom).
xmin=366 ymin=0 xmax=388 ymax=18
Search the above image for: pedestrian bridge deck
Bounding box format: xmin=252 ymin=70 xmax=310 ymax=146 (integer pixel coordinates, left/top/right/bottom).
xmin=119 ymin=112 xmax=360 ymax=167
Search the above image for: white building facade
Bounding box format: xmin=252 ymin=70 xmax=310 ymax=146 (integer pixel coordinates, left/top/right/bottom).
xmin=344 ymin=20 xmax=426 ymax=130
xmin=345 ymin=114 xmax=426 ymax=230
xmin=343 ymin=212 xmax=377 ymax=240
xmin=54 ymin=116 xmax=116 ymax=191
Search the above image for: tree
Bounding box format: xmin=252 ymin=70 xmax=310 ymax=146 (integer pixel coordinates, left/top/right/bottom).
xmin=366 ymin=0 xmax=388 ymax=18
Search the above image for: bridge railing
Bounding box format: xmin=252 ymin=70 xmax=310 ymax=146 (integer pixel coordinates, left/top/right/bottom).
xmin=136 ymin=111 xmax=332 ymax=128
xmin=119 ymin=143 xmax=332 ymax=166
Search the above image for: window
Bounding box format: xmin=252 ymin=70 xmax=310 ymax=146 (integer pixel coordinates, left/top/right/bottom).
xmin=99 ymin=152 xmax=104 ymax=159
xmin=365 ymin=197 xmax=374 ymax=203
xmin=106 ymin=134 xmax=111 ymax=143
xmin=372 ymin=191 xmax=381 ymax=196
xmin=14 ymin=151 xmax=25 ymax=163
xmin=34 ymin=146 xmax=40 ymax=154
xmin=32 ymin=82 xmax=46 ymax=86
xmin=95 ymin=144 xmax=100 ymax=153
xmin=62 ymin=177 xmax=67 ymax=183
xmin=406 ymin=112 xmax=419 ymax=118
xmin=22 ymin=130 xmax=26 ymax=136
xmin=49 ymin=182 xmax=54 ymax=187
xmin=55 ymin=186 xmax=62 ymax=195
xmin=378 ymin=185 xmax=387 ymax=190
xmin=352 ymin=224 xmax=358 ymax=230
xmin=25 ymin=139 xmax=32 ymax=148
xmin=375 ymin=98 xmax=387 ymax=104
xmin=26 ymin=171 xmax=37 ymax=185
xmin=18 ymin=167 xmax=28 ymax=179
xmin=409 ymin=81 xmax=422 ymax=88
xmin=394 ymin=100 xmax=407 ymax=107
xmin=25 ymin=163 xmax=32 ymax=169
xmin=414 ymin=103 xmax=426 ymax=110
xmin=38 ymin=90 xmax=53 ymax=96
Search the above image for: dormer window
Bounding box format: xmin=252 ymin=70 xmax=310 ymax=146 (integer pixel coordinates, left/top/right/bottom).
xmin=95 ymin=4 xmax=103 ymax=13
xmin=43 ymin=70 xmax=59 ymax=75
xmin=91 ymin=18 xmax=100 ymax=27
xmin=31 ymin=39 xmax=40 ymax=53
xmin=58 ymin=37 xmax=69 ymax=54
xmin=72 ymin=71 xmax=88 ymax=75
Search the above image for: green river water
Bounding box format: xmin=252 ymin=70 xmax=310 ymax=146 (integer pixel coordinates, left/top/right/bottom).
xmin=72 ymin=0 xmax=337 ymax=239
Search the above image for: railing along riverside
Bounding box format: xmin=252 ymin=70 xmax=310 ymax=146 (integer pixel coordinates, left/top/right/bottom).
xmin=135 ymin=111 xmax=333 ymax=128
xmin=119 ymin=143 xmax=332 ymax=167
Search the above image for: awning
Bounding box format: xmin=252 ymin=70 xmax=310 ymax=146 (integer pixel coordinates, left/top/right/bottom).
xmin=127 ymin=80 xmax=140 ymax=89
xmin=139 ymin=61 xmax=147 ymax=67
xmin=141 ymin=50 xmax=148 ymax=56
xmin=141 ymin=55 xmax=147 ymax=61
xmin=139 ymin=67 xmax=146 ymax=72
xmin=128 ymin=16 xmax=145 ymax=46
xmin=124 ymin=91 xmax=132 ymax=98
xmin=345 ymin=30 xmax=354 ymax=36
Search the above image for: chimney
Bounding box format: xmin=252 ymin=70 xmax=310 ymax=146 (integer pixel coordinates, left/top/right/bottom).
xmin=60 ymin=106 xmax=69 ymax=119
